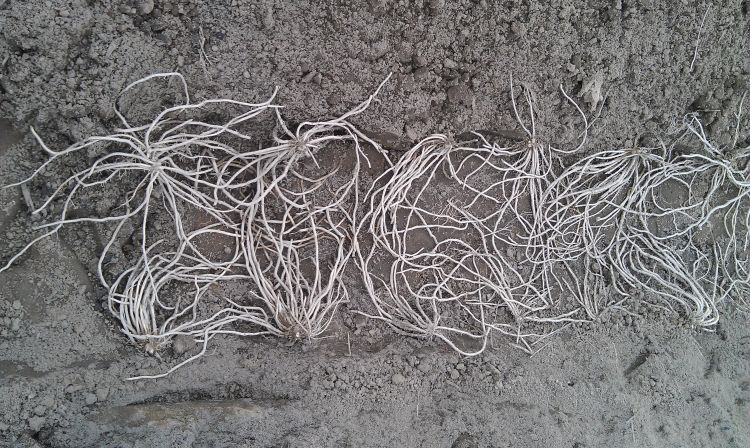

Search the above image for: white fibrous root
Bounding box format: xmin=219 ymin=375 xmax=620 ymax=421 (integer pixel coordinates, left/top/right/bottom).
xmin=1 ymin=72 xmax=746 ymax=378
xmin=1 ymin=72 xmax=388 ymax=379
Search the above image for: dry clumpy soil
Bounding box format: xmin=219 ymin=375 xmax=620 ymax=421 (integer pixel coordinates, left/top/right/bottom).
xmin=1 ymin=0 xmax=749 ymax=447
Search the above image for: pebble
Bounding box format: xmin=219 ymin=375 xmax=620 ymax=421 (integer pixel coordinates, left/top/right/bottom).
xmin=84 ymin=393 xmax=97 ymax=405
xmin=452 ymin=433 xmax=479 ymax=448
xmin=151 ymin=19 xmax=167 ymax=32
xmin=369 ymin=0 xmax=387 ymax=16
xmin=40 ymin=396 xmax=55 ymax=408
xmin=370 ymin=40 xmax=389 ymax=60
xmin=27 ymin=416 xmax=45 ymax=432
xmin=413 ymin=67 xmax=429 ymax=80
xmin=96 ymin=387 xmax=109 ymax=402
xmin=429 ymin=0 xmax=445 ymax=15
xmin=511 ymin=22 xmax=527 ymax=38
xmin=444 ymin=58 xmax=458 ymax=69
xmin=413 ymin=54 xmax=427 ymax=67
xmin=238 ymin=358 xmax=254 ymax=369
xmin=12 ymin=300 xmax=21 ymax=310
xmin=301 ymin=71 xmax=317 ymax=83
xmin=417 ymin=362 xmax=432 ymax=373
xmin=136 ymin=0 xmax=155 ymax=15
xmin=391 ymin=373 xmax=406 ymax=385
xmin=450 ymin=369 xmax=460 ymax=380
xmin=262 ymin=9 xmax=275 ymax=29
xmin=172 ymin=335 xmax=195 ymax=356
xmin=177 ymin=55 xmax=185 ymax=67
xmin=243 ymin=70 xmax=251 ymax=79
xmin=446 ymin=84 xmax=471 ymax=106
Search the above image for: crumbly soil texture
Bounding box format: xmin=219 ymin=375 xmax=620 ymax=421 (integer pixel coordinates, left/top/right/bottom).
xmin=1 ymin=1 xmax=749 ymax=447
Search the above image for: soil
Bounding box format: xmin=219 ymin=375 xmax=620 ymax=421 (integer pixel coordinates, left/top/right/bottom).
xmin=1 ymin=0 xmax=749 ymax=447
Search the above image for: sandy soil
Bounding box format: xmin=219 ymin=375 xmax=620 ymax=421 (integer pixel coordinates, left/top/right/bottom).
xmin=1 ymin=0 xmax=749 ymax=447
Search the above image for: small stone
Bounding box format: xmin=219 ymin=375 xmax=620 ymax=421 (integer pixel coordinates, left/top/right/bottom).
xmin=151 ymin=19 xmax=168 ymax=32
xmin=369 ymin=0 xmax=387 ymax=16
xmin=579 ymin=71 xmax=605 ymax=111
xmin=417 ymin=362 xmax=432 ymax=373
xmin=413 ymin=54 xmax=427 ymax=67
xmin=84 ymin=393 xmax=97 ymax=405
xmin=511 ymin=21 xmax=527 ymax=38
xmin=391 ymin=373 xmax=406 ymax=385
xmin=28 ymin=416 xmax=45 ymax=432
xmin=450 ymin=369 xmax=460 ymax=380
xmin=413 ymin=67 xmax=429 ymax=80
xmin=95 ymin=387 xmax=109 ymax=402
xmin=429 ymin=0 xmax=445 ymax=15
xmin=452 ymin=433 xmax=479 ymax=448
xmin=301 ymin=71 xmax=317 ymax=83
xmin=12 ymin=300 xmax=21 ymax=310
xmin=446 ymin=85 xmax=471 ymax=105
xmin=456 ymin=363 xmax=466 ymax=371
xmin=370 ymin=40 xmax=389 ymax=60
xmin=172 ymin=335 xmax=195 ymax=356
xmin=444 ymin=58 xmax=457 ymax=69
xmin=33 ymin=405 xmax=46 ymax=416
xmin=40 ymin=396 xmax=55 ymax=408
xmin=243 ymin=70 xmax=251 ymax=79
xmin=238 ymin=358 xmax=254 ymax=369
xmin=136 ymin=0 xmax=155 ymax=15
xmin=177 ymin=55 xmax=185 ymax=67
xmin=405 ymin=125 xmax=419 ymax=141
xmin=262 ymin=9 xmax=275 ymax=29
xmin=10 ymin=318 xmax=20 ymax=331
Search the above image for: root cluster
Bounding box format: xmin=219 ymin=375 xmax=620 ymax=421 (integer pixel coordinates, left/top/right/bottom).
xmin=2 ymin=73 xmax=747 ymax=378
